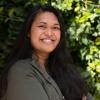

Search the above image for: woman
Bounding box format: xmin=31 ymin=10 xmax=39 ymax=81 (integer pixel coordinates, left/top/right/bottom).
xmin=0 ymin=4 xmax=88 ymax=100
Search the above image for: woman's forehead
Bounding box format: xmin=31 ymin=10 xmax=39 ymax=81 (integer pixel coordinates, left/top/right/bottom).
xmin=32 ymin=11 xmax=60 ymax=25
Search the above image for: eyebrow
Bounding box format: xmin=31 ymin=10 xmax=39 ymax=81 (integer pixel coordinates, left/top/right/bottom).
xmin=39 ymin=22 xmax=60 ymax=26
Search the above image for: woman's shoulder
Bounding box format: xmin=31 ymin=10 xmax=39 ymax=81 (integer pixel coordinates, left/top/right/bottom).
xmin=11 ymin=58 xmax=31 ymax=69
xmin=12 ymin=58 xmax=31 ymax=65
xmin=8 ymin=58 xmax=32 ymax=78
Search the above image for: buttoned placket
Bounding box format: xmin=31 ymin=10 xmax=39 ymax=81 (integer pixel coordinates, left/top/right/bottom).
xmin=30 ymin=56 xmax=65 ymax=100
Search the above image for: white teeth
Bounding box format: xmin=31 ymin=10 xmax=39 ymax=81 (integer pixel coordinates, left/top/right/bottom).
xmin=41 ymin=39 xmax=53 ymax=44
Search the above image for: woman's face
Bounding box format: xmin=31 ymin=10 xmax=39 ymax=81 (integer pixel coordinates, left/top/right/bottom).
xmin=30 ymin=11 xmax=61 ymax=55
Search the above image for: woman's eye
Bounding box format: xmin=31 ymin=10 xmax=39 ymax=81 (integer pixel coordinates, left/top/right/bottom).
xmin=53 ymin=27 xmax=60 ymax=30
xmin=38 ymin=25 xmax=46 ymax=29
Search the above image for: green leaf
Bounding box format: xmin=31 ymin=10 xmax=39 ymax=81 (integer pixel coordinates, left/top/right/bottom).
xmin=96 ymin=66 xmax=100 ymax=73
xmin=95 ymin=37 xmax=100 ymax=45
xmin=8 ymin=8 xmax=15 ymax=17
xmin=81 ymin=37 xmax=88 ymax=45
xmin=78 ymin=12 xmax=93 ymax=23
xmin=95 ymin=8 xmax=100 ymax=13
xmin=0 ymin=7 xmax=3 ymax=13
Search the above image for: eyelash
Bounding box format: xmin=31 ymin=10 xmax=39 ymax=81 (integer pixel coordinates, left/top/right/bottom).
xmin=52 ymin=27 xmax=60 ymax=30
xmin=38 ymin=25 xmax=46 ymax=28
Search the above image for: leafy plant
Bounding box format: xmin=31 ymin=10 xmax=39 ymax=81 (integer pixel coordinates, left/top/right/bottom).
xmin=51 ymin=0 xmax=100 ymax=99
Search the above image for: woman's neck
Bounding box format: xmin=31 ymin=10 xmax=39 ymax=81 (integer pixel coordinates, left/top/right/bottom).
xmin=35 ymin=51 xmax=49 ymax=70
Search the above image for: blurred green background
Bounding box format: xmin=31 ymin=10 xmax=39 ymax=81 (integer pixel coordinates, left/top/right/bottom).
xmin=0 ymin=0 xmax=100 ymax=99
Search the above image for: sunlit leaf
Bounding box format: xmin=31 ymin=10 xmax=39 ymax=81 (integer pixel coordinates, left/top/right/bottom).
xmin=0 ymin=7 xmax=3 ymax=13
xmin=96 ymin=66 xmax=100 ymax=73
xmin=8 ymin=8 xmax=15 ymax=17
xmin=95 ymin=8 xmax=100 ymax=13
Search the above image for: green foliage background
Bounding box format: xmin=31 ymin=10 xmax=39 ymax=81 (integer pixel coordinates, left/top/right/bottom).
xmin=0 ymin=0 xmax=100 ymax=99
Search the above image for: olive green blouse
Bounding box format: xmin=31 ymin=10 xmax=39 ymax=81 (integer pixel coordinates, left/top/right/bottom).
xmin=2 ymin=55 xmax=65 ymax=100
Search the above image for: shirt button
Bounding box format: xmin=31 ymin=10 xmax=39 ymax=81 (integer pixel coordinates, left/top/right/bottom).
xmin=61 ymin=96 xmax=65 ymax=100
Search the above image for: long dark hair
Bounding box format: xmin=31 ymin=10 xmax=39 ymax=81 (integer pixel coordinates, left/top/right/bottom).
xmin=0 ymin=4 xmax=88 ymax=100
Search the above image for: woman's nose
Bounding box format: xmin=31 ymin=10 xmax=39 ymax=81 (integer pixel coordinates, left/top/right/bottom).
xmin=45 ymin=28 xmax=53 ymax=36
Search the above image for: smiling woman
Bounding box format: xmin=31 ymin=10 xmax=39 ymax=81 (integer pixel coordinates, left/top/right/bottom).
xmin=0 ymin=4 xmax=88 ymax=100
xmin=30 ymin=11 xmax=61 ymax=59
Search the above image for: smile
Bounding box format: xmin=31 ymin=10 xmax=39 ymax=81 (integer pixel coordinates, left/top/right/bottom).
xmin=40 ymin=39 xmax=54 ymax=44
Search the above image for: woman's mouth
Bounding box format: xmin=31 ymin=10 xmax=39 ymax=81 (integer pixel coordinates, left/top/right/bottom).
xmin=40 ymin=38 xmax=54 ymax=44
